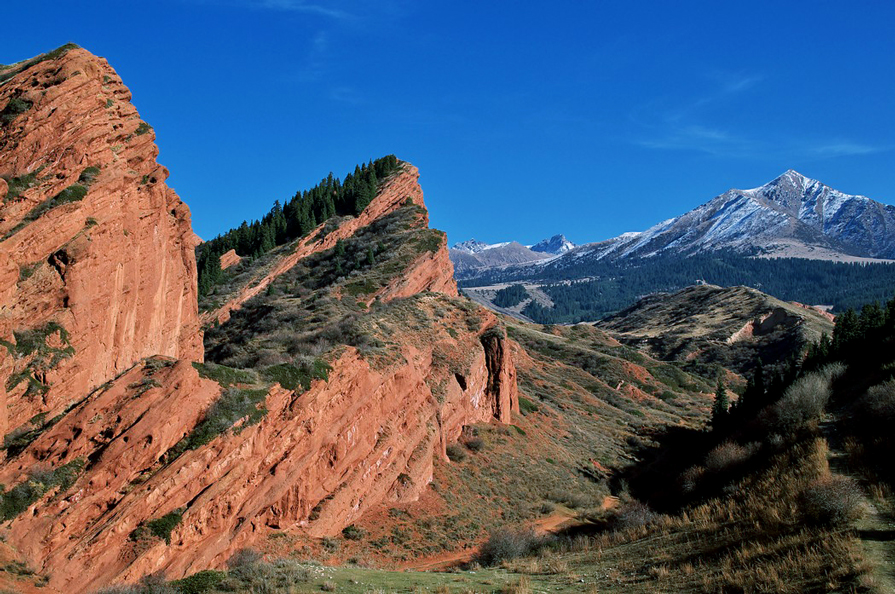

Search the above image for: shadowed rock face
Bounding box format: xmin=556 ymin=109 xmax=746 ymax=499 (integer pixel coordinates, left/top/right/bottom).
xmin=0 ymin=47 xmax=517 ymax=592
xmin=0 ymin=47 xmax=201 ymax=437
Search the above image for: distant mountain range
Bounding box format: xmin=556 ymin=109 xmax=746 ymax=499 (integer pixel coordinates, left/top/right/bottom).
xmin=455 ymin=171 xmax=895 ymax=323
xmin=452 ymin=171 xmax=895 ymax=280
xmin=448 ymin=234 xmax=575 ymax=275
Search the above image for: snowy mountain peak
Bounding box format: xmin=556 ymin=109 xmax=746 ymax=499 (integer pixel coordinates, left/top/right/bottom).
xmin=530 ymin=234 xmax=576 ymax=255
xmin=451 ymin=239 xmax=493 ymax=254
xmin=572 ymin=170 xmax=895 ymax=263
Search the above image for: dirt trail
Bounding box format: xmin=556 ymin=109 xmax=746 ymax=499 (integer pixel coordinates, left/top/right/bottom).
xmin=821 ymin=415 xmax=895 ymax=593
xmin=402 ymin=507 xmax=581 ymax=572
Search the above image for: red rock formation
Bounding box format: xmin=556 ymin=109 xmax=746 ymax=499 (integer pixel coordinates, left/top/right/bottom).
xmin=0 ymin=47 xmax=201 ymax=437
xmin=219 ymin=248 xmax=241 ymax=270
xmin=0 ymin=47 xmax=516 ymax=592
xmin=203 ymin=163 xmax=457 ymax=325
xmin=0 ymin=306 xmax=516 ymax=591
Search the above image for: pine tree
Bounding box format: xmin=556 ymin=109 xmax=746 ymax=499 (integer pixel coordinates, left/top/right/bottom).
xmin=712 ymin=378 xmax=729 ymax=428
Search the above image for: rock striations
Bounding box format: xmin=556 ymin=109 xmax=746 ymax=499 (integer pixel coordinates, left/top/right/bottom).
xmin=0 ymin=46 xmax=517 ymax=591
xmin=0 ymin=46 xmax=201 ymax=437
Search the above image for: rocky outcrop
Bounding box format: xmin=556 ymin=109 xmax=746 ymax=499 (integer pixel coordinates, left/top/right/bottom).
xmin=0 ymin=46 xmax=201 ymax=437
xmin=0 ymin=47 xmax=516 ymax=592
xmin=203 ymin=164 xmax=456 ymax=326
xmin=0 ymin=303 xmax=516 ymax=591
xmin=219 ymin=248 xmax=241 ymax=270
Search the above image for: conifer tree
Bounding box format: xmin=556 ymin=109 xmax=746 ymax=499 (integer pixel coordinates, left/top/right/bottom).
xmin=712 ymin=378 xmax=729 ymax=428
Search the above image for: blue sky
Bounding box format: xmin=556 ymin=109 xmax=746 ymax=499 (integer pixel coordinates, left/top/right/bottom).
xmin=3 ymin=1 xmax=894 ymax=246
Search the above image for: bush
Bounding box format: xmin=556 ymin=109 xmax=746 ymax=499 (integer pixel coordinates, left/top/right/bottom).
xmin=704 ymin=441 xmax=760 ymax=473
xmin=172 ymin=570 xmax=225 ymax=594
xmin=611 ymin=500 xmax=660 ymax=531
xmin=341 ymin=524 xmax=365 ymax=540
xmin=0 ymin=97 xmax=33 ymax=126
xmin=857 ymin=379 xmax=895 ymax=428
xmin=0 ymin=458 xmax=84 ymax=520
xmin=78 ymin=166 xmax=101 ymax=184
xmin=800 ymin=476 xmax=864 ymax=526
xmin=765 ymin=365 xmax=843 ymax=432
xmin=476 ymin=527 xmax=543 ymax=566
xmin=446 ymin=443 xmax=466 ymax=462
xmin=465 ymin=437 xmax=485 ymax=452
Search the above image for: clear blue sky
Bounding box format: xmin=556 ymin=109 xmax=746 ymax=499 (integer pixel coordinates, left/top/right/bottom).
xmin=4 ymin=1 xmax=894 ymax=246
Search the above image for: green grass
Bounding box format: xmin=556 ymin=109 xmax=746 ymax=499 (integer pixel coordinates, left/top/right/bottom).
xmin=192 ymin=361 xmax=258 ymax=388
xmin=518 ymin=396 xmax=540 ymax=415
xmin=260 ymin=359 xmax=330 ymax=391
xmin=164 ymin=387 xmax=270 ymax=461
xmin=130 ymin=509 xmax=184 ymax=545
xmin=0 ymin=458 xmax=84 ymax=520
xmin=0 ymin=43 xmax=79 ymax=86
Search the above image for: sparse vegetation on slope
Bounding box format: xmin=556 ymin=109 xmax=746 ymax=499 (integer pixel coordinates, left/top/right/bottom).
xmin=197 ymin=155 xmax=401 ymax=297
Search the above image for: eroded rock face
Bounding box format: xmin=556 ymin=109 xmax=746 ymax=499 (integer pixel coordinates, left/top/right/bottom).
xmin=0 ymin=48 xmax=517 ymax=592
xmin=0 ymin=47 xmax=202 ymax=436
xmin=0 ymin=307 xmax=516 ymax=591
xmin=203 ymin=163 xmax=458 ymax=326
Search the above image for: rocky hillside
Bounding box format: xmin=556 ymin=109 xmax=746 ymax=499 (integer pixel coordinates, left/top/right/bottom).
xmin=598 ymin=284 xmax=835 ymax=374
xmin=0 ymin=46 xmax=517 ymax=592
xmin=0 ymin=45 xmax=202 ymax=435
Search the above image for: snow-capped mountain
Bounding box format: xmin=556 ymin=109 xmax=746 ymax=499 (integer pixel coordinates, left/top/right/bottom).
xmin=568 ymin=170 xmax=895 ymax=263
xmin=530 ymin=234 xmax=576 ymax=255
xmin=450 ymin=238 xmax=511 ymax=254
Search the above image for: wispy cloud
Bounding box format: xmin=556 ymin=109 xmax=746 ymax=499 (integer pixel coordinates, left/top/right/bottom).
xmin=255 ymin=0 xmax=353 ymax=19
xmin=636 ymin=124 xmax=754 ymax=156
xmin=807 ymin=141 xmax=888 ymax=157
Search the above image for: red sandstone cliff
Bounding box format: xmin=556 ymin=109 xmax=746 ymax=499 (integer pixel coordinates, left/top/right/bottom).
xmin=0 ymin=47 xmax=517 ymax=591
xmin=0 ymin=46 xmax=201 ymax=438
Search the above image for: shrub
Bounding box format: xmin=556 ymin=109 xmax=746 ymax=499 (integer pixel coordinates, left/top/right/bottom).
xmin=857 ymin=379 xmax=895 ymax=428
xmin=0 ymin=97 xmax=33 ymax=126
xmin=476 ymin=527 xmax=543 ymax=566
xmin=135 ymin=122 xmax=152 ymax=135
xmin=172 ymin=570 xmax=225 ymax=594
xmin=78 ymin=166 xmax=101 ymax=184
xmin=446 ymin=443 xmax=466 ymax=462
xmin=765 ymin=366 xmax=841 ymax=432
xmin=341 ymin=524 xmax=365 ymax=540
xmin=704 ymin=441 xmax=760 ymax=473
xmin=168 ymin=387 xmax=268 ymax=457
xmin=611 ymin=500 xmax=660 ymax=531
xmin=800 ymin=476 xmax=865 ymax=527
xmin=465 ymin=437 xmax=485 ymax=452
xmin=0 ymin=458 xmax=84 ymax=520
xmin=146 ymin=509 xmax=184 ymax=544
xmin=228 ymin=548 xmax=262 ymax=569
